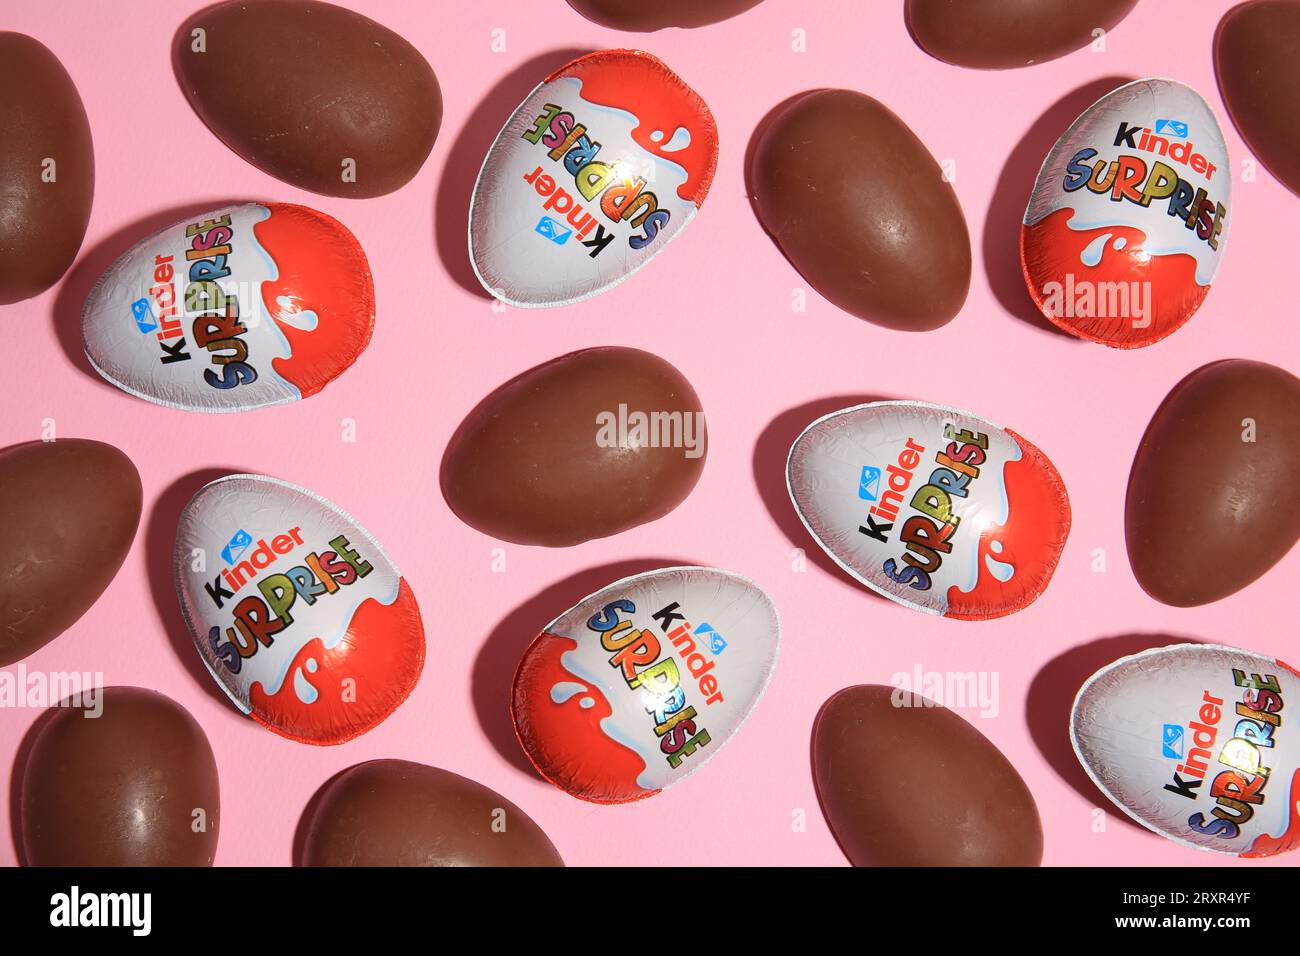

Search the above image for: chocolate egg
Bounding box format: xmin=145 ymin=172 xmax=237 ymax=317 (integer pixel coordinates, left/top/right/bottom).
xmin=0 ymin=33 xmax=93 ymax=304
xmin=302 ymin=760 xmax=564 ymax=866
xmin=749 ymin=90 xmax=970 ymax=331
xmin=175 ymin=474 xmax=424 ymax=745
xmin=1126 ymin=360 xmax=1300 ymax=607
xmin=173 ymin=0 xmax=441 ymax=198
xmin=1216 ymin=1 xmax=1300 ymax=197
xmin=82 ymin=203 xmax=373 ymax=412
xmin=906 ymin=0 xmax=1139 ymax=70
xmin=512 ymin=566 xmax=779 ymax=803
xmin=470 ymin=50 xmax=717 ymax=307
xmin=442 ymin=347 xmax=706 ymax=546
xmin=0 ymin=439 xmax=141 ymax=667
xmin=1022 ymin=78 xmax=1230 ymax=347
xmin=1072 ymin=643 xmax=1299 ymax=857
xmin=22 ymin=687 xmax=220 ymax=866
xmin=814 ymin=685 xmax=1043 ymax=866
xmin=787 ymin=401 xmax=1070 ymax=619
xmin=567 ymin=0 xmax=764 ymax=31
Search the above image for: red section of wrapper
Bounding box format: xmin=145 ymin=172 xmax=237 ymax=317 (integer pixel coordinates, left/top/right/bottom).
xmin=546 ymin=50 xmax=717 ymax=205
xmin=247 ymin=578 xmax=424 ymax=745
xmin=512 ymin=632 xmax=656 ymax=804
xmin=946 ymin=429 xmax=1072 ymax=620
xmin=254 ymin=203 xmax=375 ymax=397
xmin=1243 ymin=768 xmax=1300 ymax=858
xmin=1021 ymin=208 xmax=1209 ymax=349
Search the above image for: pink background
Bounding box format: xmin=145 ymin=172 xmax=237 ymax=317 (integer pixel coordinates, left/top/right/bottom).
xmin=2 ymin=0 xmax=1297 ymax=867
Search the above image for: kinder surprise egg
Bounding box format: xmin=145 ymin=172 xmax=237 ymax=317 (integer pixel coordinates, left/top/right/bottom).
xmin=81 ymin=203 xmax=373 ymax=412
xmin=787 ymin=402 xmax=1070 ymax=619
xmin=1072 ymin=643 xmax=1300 ymax=857
xmin=175 ymin=474 xmax=424 ymax=745
xmin=512 ymin=566 xmax=779 ymax=803
xmin=469 ymin=50 xmax=717 ymax=307
xmin=1022 ymin=78 xmax=1230 ymax=348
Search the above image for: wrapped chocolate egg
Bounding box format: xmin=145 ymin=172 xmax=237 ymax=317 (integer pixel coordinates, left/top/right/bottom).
xmin=814 ymin=685 xmax=1043 ymax=866
xmin=906 ymin=0 xmax=1140 ymax=70
xmin=787 ymin=401 xmax=1070 ymax=619
xmin=1022 ymin=78 xmax=1230 ymax=347
xmin=301 ymin=760 xmax=564 ymax=867
xmin=1072 ymin=643 xmax=1299 ymax=857
xmin=174 ymin=474 xmax=424 ymax=745
xmin=81 ymin=203 xmax=373 ymax=412
xmin=0 ymin=33 xmax=93 ymax=305
xmin=1216 ymin=1 xmax=1300 ymax=198
xmin=22 ymin=687 xmax=220 ymax=866
xmin=442 ymin=346 xmax=706 ymax=547
xmin=469 ymin=50 xmax=717 ymax=307
xmin=511 ymin=566 xmax=779 ymax=803
xmin=1127 ymin=359 xmax=1300 ymax=607
xmin=0 ymin=439 xmax=141 ymax=667
xmin=174 ymin=0 xmax=441 ymax=198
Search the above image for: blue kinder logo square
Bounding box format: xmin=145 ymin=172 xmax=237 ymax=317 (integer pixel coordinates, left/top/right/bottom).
xmin=858 ymin=466 xmax=881 ymax=501
xmin=1162 ymin=723 xmax=1184 ymax=759
xmin=221 ymin=529 xmax=253 ymax=565
xmin=535 ymin=216 xmax=572 ymax=245
xmin=1154 ymin=119 xmax=1188 ymax=138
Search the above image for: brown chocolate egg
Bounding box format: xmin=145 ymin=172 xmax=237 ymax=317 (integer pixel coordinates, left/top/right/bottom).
xmin=173 ymin=0 xmax=441 ymax=198
xmin=0 ymin=33 xmax=93 ymax=304
xmin=301 ymin=760 xmax=563 ymax=866
xmin=813 ymin=685 xmax=1043 ymax=866
xmin=906 ymin=0 xmax=1140 ymax=70
xmin=0 ymin=440 xmax=141 ymax=667
xmin=1215 ymin=0 xmax=1300 ymax=197
xmin=1126 ymin=360 xmax=1300 ymax=607
xmin=21 ymin=687 xmax=220 ymax=866
xmin=749 ymin=89 xmax=970 ymax=331
xmin=566 ymin=0 xmax=764 ymax=31
xmin=441 ymin=347 xmax=706 ymax=547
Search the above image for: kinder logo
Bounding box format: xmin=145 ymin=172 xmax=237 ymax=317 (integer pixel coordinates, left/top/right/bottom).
xmin=221 ymin=529 xmax=253 ymax=565
xmin=858 ymin=465 xmax=881 ymax=501
xmin=130 ymin=298 xmax=157 ymax=334
xmin=693 ymin=622 xmax=727 ymax=655
xmin=1162 ymin=723 xmax=1185 ymax=759
xmin=535 ymin=215 xmax=572 ymax=245
xmin=1154 ymin=118 xmax=1189 ymax=138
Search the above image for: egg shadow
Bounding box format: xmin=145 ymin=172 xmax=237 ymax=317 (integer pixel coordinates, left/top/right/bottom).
xmin=752 ymin=394 xmax=894 ymax=596
xmin=983 ymin=76 xmax=1133 ymax=339
xmin=291 ymin=763 xmax=358 ymax=866
xmin=1025 ymin=631 xmax=1201 ymax=829
xmin=433 ymin=48 xmax=593 ymax=299
xmin=471 ymin=557 xmax=695 ymax=779
xmin=52 ymin=200 xmax=257 ymax=388
xmin=145 ymin=466 xmax=251 ymax=710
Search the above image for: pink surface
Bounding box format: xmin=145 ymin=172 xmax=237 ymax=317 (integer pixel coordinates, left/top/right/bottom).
xmin=2 ymin=0 xmax=1297 ymax=867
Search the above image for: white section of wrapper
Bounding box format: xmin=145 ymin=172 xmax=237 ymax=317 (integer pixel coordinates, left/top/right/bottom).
xmin=1071 ymin=644 xmax=1298 ymax=856
xmin=786 ymin=401 xmax=1019 ymax=617
xmin=469 ymin=75 xmax=699 ymax=308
